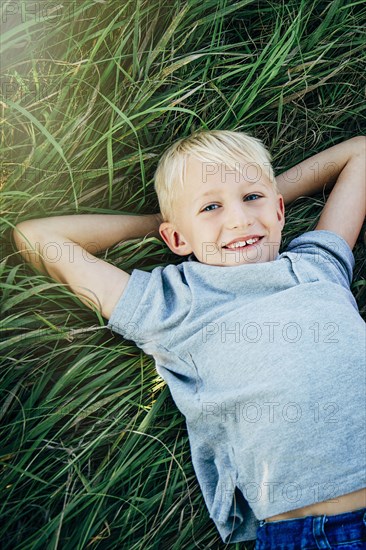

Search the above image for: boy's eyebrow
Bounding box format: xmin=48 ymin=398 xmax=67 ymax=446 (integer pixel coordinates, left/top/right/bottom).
xmin=193 ymin=181 xmax=267 ymax=203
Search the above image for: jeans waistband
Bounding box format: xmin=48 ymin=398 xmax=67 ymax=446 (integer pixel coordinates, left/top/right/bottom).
xmin=256 ymin=507 xmax=366 ymax=548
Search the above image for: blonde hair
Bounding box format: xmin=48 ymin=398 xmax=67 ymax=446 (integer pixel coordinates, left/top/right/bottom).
xmin=154 ymin=129 xmax=277 ymax=223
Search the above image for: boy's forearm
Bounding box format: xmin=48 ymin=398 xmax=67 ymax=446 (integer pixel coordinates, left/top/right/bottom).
xmin=276 ymin=136 xmax=365 ymax=204
xmin=13 ymin=213 xmax=162 ymax=256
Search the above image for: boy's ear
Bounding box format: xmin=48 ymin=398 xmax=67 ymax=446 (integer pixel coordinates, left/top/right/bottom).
xmin=277 ymin=194 xmax=285 ymax=229
xmin=159 ymin=222 xmax=193 ymax=256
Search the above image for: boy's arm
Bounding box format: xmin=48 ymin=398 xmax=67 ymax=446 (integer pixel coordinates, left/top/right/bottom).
xmin=276 ymin=136 xmax=366 ymax=249
xmin=12 ymin=213 xmax=162 ymax=320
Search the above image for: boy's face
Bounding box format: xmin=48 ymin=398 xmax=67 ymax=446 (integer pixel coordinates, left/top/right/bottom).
xmin=159 ymin=157 xmax=285 ymax=267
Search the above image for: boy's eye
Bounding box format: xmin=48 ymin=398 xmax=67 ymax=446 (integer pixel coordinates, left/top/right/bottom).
xmin=202 ymin=204 xmax=219 ymax=212
xmin=201 ymin=194 xmax=261 ymax=212
xmin=245 ymin=193 xmax=261 ymax=201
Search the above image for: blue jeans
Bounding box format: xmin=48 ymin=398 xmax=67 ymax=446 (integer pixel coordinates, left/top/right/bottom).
xmin=255 ymin=507 xmax=366 ymax=549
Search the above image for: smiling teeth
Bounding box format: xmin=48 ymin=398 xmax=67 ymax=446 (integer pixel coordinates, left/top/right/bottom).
xmin=226 ymin=237 xmax=260 ymax=249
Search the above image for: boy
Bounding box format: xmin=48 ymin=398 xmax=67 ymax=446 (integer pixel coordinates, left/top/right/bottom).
xmin=12 ymin=131 xmax=366 ymax=546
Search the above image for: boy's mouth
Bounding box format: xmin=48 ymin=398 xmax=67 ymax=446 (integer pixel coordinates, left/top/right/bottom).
xmin=222 ymin=236 xmax=264 ymax=250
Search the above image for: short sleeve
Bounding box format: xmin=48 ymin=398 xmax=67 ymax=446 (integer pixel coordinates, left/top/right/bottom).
xmin=106 ymin=264 xmax=192 ymax=349
xmin=283 ymin=229 xmax=355 ymax=289
xmin=107 ymin=269 xmax=152 ymax=344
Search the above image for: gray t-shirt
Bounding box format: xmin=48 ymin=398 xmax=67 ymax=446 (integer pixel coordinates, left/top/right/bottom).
xmin=107 ymin=230 xmax=366 ymax=543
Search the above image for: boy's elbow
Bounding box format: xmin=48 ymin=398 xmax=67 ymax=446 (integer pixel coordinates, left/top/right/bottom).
xmin=12 ymin=221 xmax=47 ymax=274
xmin=12 ymin=221 xmax=36 ymax=251
xmin=12 ymin=222 xmax=27 ymax=250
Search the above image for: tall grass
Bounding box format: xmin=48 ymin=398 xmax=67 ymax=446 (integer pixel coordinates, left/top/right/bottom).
xmin=1 ymin=0 xmax=365 ymax=548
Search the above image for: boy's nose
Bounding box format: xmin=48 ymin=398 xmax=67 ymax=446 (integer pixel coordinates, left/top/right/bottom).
xmin=225 ymin=204 xmax=254 ymax=229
